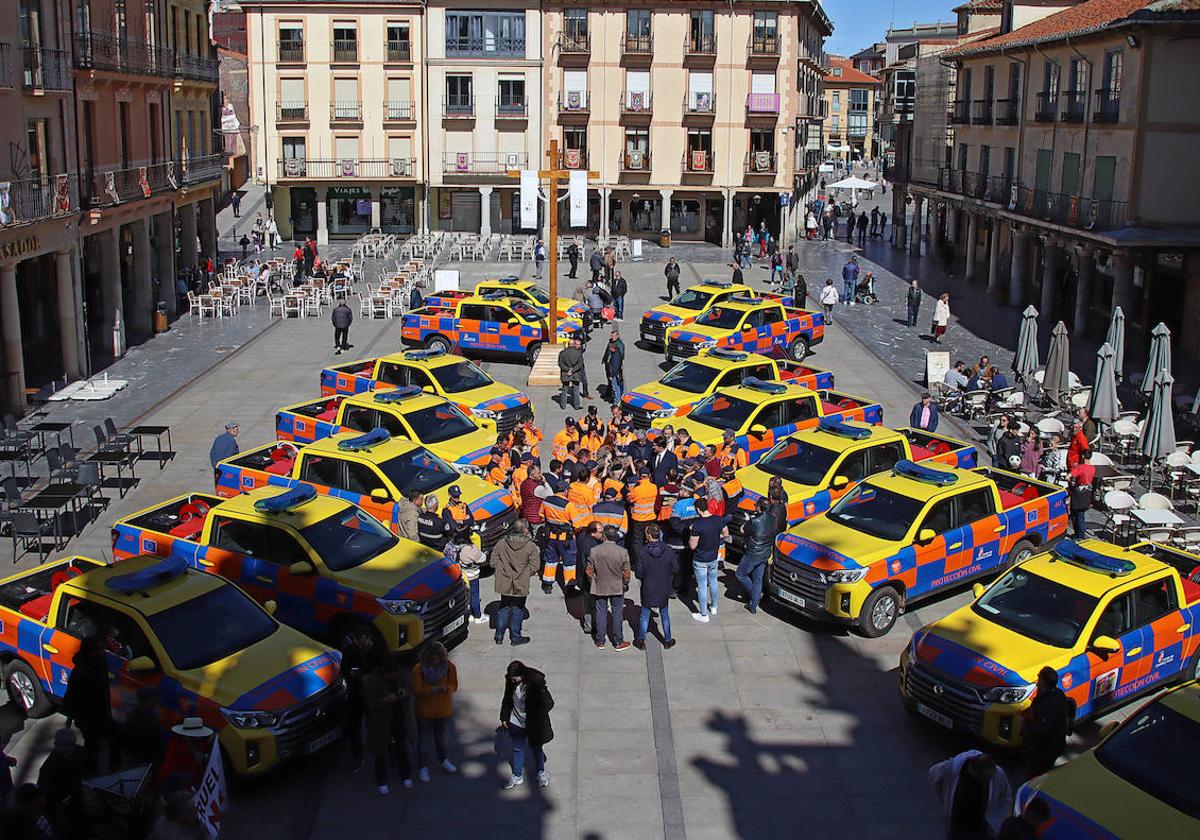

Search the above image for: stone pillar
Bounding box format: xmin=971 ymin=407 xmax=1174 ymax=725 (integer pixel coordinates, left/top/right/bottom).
xmin=0 ymin=265 xmax=24 ymax=410
xmin=946 ymin=206 xmax=959 ymax=247
xmin=660 ymin=189 xmax=673 ymax=234
xmin=154 ymin=211 xmax=177 ymax=317
xmin=1009 ymin=229 xmax=1030 ymax=308
xmin=964 ymin=213 xmax=979 ymax=282
xmin=197 ymin=197 xmax=218 ymax=264
xmin=129 ymin=217 xmax=153 ymax=343
xmin=55 ymin=251 xmax=83 ymax=380
xmin=370 ymin=186 xmax=382 ymax=229
xmin=721 ymin=189 xmax=733 ymax=248
xmin=479 ymin=187 xmax=493 ymax=237
xmin=1074 ymin=247 xmax=1095 ymax=338
xmin=178 ymin=206 xmax=198 ymax=269
xmin=99 ymin=227 xmax=126 ymax=358
xmin=986 ymin=221 xmax=1003 ymax=294
xmin=1111 ymin=251 xmax=1135 ymax=316
xmin=928 ymin=202 xmax=942 ymax=255
xmin=316 ymin=189 xmax=329 ymax=245
xmin=1040 ymin=238 xmax=1060 ymax=320
xmin=892 ymin=190 xmax=906 ymax=250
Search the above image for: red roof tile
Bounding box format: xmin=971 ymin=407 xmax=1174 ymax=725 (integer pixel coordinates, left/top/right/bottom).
xmin=823 ymin=55 xmax=882 ymax=85
xmin=947 ymin=0 xmax=1151 ymax=56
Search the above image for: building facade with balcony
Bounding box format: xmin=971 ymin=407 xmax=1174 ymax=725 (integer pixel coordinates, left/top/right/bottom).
xmin=244 ymin=0 xmax=425 ymax=243
xmin=909 ymin=0 xmax=1200 ymax=357
xmin=541 ymin=1 xmax=831 ymax=245
xmin=821 ymin=55 xmax=881 ymax=164
xmin=425 ymin=2 xmax=542 ymax=234
xmin=0 ymin=0 xmax=86 ymax=410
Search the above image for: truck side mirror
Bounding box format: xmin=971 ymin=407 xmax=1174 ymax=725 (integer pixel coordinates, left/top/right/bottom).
xmin=289 ymin=560 xmax=315 ymax=576
xmin=126 ymin=656 xmax=157 ymax=673
xmin=749 ymin=424 xmax=768 ymax=437
xmin=916 ymin=528 xmax=937 ymax=545
xmin=831 ymin=475 xmax=849 ymax=490
xmin=507 ymin=318 xmax=520 ymax=327
xmin=370 ymin=488 xmax=390 ymax=503
xmin=422 ymin=385 xmax=435 ymax=394
xmin=263 ymin=600 xmax=278 ymax=616
xmin=971 ymin=583 xmax=985 ymax=599
xmin=1091 ymin=635 xmax=1120 ymax=655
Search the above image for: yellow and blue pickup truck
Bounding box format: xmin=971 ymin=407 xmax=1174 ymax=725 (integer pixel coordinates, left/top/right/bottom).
xmin=318 ymin=346 xmax=533 ymax=436
xmin=401 ymin=293 xmax=585 ymax=365
xmin=0 ymin=554 xmax=344 ymax=776
xmin=620 ymin=347 xmax=834 ymax=429
xmin=727 ymin=420 xmax=977 ymax=550
xmin=772 ymin=460 xmax=1069 ymax=636
xmin=276 ymin=386 xmax=498 ymax=472
xmin=638 ymin=281 xmax=757 ymax=348
xmin=653 ymin=377 xmax=883 ymax=463
xmin=1014 ymin=680 xmax=1200 ymax=840
xmin=215 ymin=429 xmax=516 ymax=553
xmin=425 ymin=276 xmax=588 ymax=322
xmin=663 ymin=295 xmax=824 ymax=362
xmin=901 ymin=539 xmax=1200 ymax=749
xmin=113 ymin=484 xmax=471 ymax=654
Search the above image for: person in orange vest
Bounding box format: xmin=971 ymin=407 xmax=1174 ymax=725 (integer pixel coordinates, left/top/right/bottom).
xmin=486 ymin=448 xmax=508 ymax=487
xmin=583 ymin=404 xmax=608 ymax=441
xmin=510 ymin=452 xmax=531 ymax=493
xmin=579 ymin=426 xmax=604 ymax=458
xmin=674 ymin=429 xmax=701 ymax=462
xmin=518 ymin=416 xmax=543 ymax=458
xmin=720 ymin=437 xmax=748 ymax=472
xmin=552 ymin=418 xmax=579 ymax=462
xmin=568 ymin=467 xmax=597 ymax=530
xmin=592 ymin=487 xmax=628 ymax=544
xmin=539 ymin=491 xmax=578 ymax=593
xmin=611 ymin=420 xmax=635 ymax=457
xmin=628 ymin=467 xmax=659 ymax=557
xmin=602 ymin=464 xmax=626 ymax=499
xmin=441 ymin=485 xmax=473 ymax=540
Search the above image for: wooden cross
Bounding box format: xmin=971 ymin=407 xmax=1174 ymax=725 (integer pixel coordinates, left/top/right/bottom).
xmin=509 ymin=138 xmax=598 ymax=339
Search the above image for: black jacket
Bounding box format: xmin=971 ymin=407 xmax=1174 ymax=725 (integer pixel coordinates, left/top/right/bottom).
xmin=636 ymin=540 xmax=679 ymax=608
xmin=1024 ymin=685 xmax=1070 ymax=764
xmin=651 ymin=449 xmax=678 ymax=486
xmin=558 ymin=345 xmax=586 ymax=383
xmin=612 ymin=275 xmax=628 ymax=298
xmin=417 ymin=510 xmax=449 ymax=551
xmin=767 ymin=497 xmax=788 ymax=535
xmin=995 ymin=432 xmax=1022 ymax=469
xmin=501 ymin=667 xmax=555 ymax=747
xmin=331 ymin=303 xmax=353 ymax=329
xmin=907 ymin=286 xmax=922 ymax=308
xmin=742 ymin=509 xmax=777 ymax=563
xmin=663 ymin=263 xmax=681 ymax=281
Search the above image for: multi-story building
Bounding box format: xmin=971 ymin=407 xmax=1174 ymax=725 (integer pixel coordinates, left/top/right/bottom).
xmin=821 ymin=55 xmax=881 ymax=164
xmin=542 ymin=2 xmax=832 ymax=245
xmin=1 ymin=0 xmax=84 ymax=409
xmin=851 ymin=43 xmax=884 ymax=75
xmin=910 ymin=0 xmax=1200 ymax=356
xmin=244 ymin=0 xmax=425 ymax=243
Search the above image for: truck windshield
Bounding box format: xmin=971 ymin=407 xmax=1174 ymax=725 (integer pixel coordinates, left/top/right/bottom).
xmin=659 ymin=361 xmax=720 ymax=394
xmin=430 ymin=360 xmax=494 ymax=393
xmin=689 ymin=393 xmax=758 ymax=431
xmin=404 ymin=404 xmax=479 ymax=444
xmin=379 ymin=447 xmax=459 ymax=494
xmin=694 ymin=306 xmax=744 ymax=329
xmin=669 ymin=289 xmax=715 ymax=311
xmin=301 ymin=509 xmax=399 ymax=572
xmin=147 ymin=584 xmax=277 ymax=670
xmin=523 ymin=287 xmax=551 ymax=305
xmin=757 ymin=439 xmax=839 ymax=486
xmin=1095 ymin=702 xmax=1200 ymax=820
xmin=972 ymin=568 xmax=1099 ymax=648
xmin=509 ymin=302 xmax=543 ymax=323
xmin=826 ymin=484 xmax=923 ymax=541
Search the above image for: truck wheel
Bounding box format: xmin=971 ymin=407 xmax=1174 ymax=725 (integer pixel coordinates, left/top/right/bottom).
xmin=788 ymin=336 xmax=810 ymax=361
xmin=1183 ymin=651 xmax=1200 ymax=685
xmin=425 ymin=335 xmax=452 ymax=354
xmin=1003 ymin=540 xmax=1036 ymax=572
xmin=526 ymin=342 xmax=542 ymax=366
xmin=6 ymin=660 xmax=51 ymax=718
xmin=857 ymin=586 xmax=901 ymax=638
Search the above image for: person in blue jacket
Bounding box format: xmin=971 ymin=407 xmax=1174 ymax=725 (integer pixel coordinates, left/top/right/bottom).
xmin=909 ymin=393 xmax=939 ymax=432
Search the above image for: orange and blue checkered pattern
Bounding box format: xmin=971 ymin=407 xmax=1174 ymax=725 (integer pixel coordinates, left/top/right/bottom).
xmin=229 ymin=651 xmax=341 ymax=711
xmin=669 ymin=310 xmax=825 ymax=357
xmin=401 ymin=312 xmax=581 ymax=356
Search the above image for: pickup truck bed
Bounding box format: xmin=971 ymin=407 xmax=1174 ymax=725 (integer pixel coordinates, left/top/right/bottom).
xmin=0 ymin=558 xmax=98 ymax=622
xmin=775 ymin=361 xmax=835 ymax=391
xmin=116 ymin=493 xmax=224 ymax=549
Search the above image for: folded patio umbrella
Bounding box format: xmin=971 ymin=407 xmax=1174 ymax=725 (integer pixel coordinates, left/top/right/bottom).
xmin=1141 ymin=322 xmax=1172 ymax=396
xmin=1042 ymin=321 xmax=1071 ymax=407
xmin=1012 ymin=305 xmax=1039 ymax=385
xmin=1104 ymin=306 xmax=1125 ymax=383
xmin=1139 ymin=369 xmax=1177 ymax=484
xmin=1089 ymin=342 xmax=1121 ymax=426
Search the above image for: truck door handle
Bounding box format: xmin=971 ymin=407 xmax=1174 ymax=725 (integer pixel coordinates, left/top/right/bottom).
xmin=993 ymin=525 xmax=1006 ymax=533
xmin=254 ymin=575 xmax=273 ymax=583
xmin=949 ymin=542 xmax=962 ymax=550
xmin=1126 ymin=647 xmax=1142 ymax=657
xmin=198 ymin=559 xmax=214 ymax=567
xmin=1177 ymin=625 xmax=1191 ymax=633
xmin=42 ymin=645 xmax=59 ymax=654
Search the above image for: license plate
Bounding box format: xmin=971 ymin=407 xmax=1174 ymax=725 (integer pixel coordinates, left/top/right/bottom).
xmin=667 ymin=353 xmax=684 ymax=363
xmin=640 ymin=332 xmax=654 ymax=342
xmin=443 ymin=614 xmax=466 ymax=636
xmin=773 ymin=586 xmax=805 ymax=608
xmin=917 ymin=703 xmax=953 ymax=729
xmin=306 ymin=727 xmax=342 ymax=754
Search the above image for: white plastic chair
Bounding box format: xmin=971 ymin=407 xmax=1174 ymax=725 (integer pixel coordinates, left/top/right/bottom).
xmin=1138 ymin=492 xmax=1174 ymax=511
xmin=1036 ymin=417 xmax=1066 ymax=437
xmin=1103 ymin=490 xmax=1136 ymax=540
xmin=267 ymin=294 xmax=285 ymax=318
xmin=1088 ymin=451 xmax=1114 ymax=467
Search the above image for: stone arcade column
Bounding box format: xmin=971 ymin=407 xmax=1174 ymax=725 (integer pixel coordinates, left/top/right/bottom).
xmin=316 ymin=189 xmax=329 ymax=246
xmin=129 ymin=217 xmax=154 ymax=343
xmin=986 ymin=220 xmax=1003 ymax=294
xmin=478 ymin=187 xmax=493 ymax=237
xmin=0 ymin=266 xmax=23 ymax=410
xmin=99 ymin=227 xmax=126 ymax=358
xmin=55 ymin=250 xmax=84 ymax=380
xmin=197 ymin=197 xmax=218 ymax=263
xmin=1111 ymin=251 xmax=1135 ymax=316
xmin=963 ymin=213 xmax=979 ymax=282
xmin=660 ymin=189 xmax=673 ymax=234
xmin=178 ymin=205 xmax=198 ymax=269
xmin=1074 ymin=247 xmax=1095 ymax=338
xmin=154 ymin=211 xmax=177 ymax=317
xmin=1009 ymin=228 xmax=1031 ymax=308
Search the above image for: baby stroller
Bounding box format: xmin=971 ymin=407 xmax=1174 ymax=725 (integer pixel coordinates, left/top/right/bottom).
xmin=854 ymin=271 xmax=878 ymax=305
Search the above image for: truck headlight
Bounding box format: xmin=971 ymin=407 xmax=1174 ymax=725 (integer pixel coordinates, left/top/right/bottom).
xmin=698 ymin=340 xmax=718 ymax=349
xmin=471 ymin=408 xmax=498 ymax=420
xmin=221 ymin=708 xmax=281 ymax=729
xmin=665 ymin=318 xmax=684 ymax=327
xmin=377 ymin=598 xmax=422 ymax=615
xmin=454 ymin=463 xmax=484 ymax=476
xmin=649 ymin=407 xmax=677 ymax=419
xmin=824 ymin=567 xmax=869 ymax=584
xmin=983 ymin=684 xmax=1036 ymax=704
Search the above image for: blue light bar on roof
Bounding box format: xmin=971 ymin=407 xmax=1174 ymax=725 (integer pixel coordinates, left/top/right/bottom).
xmin=706 ymin=348 xmax=748 ymax=362
xmin=374 ymin=386 xmax=424 ymax=403
xmin=893 ymin=460 xmax=958 ymax=485
xmin=402 ymin=346 xmax=446 ymax=361
xmin=706 ymin=280 xmax=733 ymax=288
xmin=741 ymin=377 xmax=788 ymax=394
xmin=337 ymin=428 xmax=392 ymax=451
xmin=817 ymin=418 xmax=873 ymax=440
xmin=106 ymin=555 xmax=189 ymax=593
xmin=254 ymin=484 xmax=318 ymax=513
xmin=728 ymin=295 xmax=761 ymax=305
xmin=495 ymin=276 xmax=521 ymax=284
xmin=1053 ymin=540 xmax=1136 ymax=576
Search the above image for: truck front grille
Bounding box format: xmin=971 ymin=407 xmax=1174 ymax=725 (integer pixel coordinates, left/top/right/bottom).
xmin=273 ymin=683 xmax=346 ymax=760
xmin=478 ymin=506 xmax=517 ymax=553
xmin=902 ymin=661 xmax=986 ymax=732
xmin=421 ymin=579 xmax=470 ymax=640
xmin=768 ymin=553 xmax=830 ymax=611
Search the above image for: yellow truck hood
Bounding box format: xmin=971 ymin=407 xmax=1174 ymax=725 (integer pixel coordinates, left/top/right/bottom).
xmin=427 ymin=425 xmax=497 ymax=468
xmin=623 ymin=381 xmax=703 ymax=414
xmin=179 ymin=632 xmax=339 ymax=711
xmin=776 ymin=516 xmax=899 ymax=572
xmin=324 ymin=541 xmax=448 ymax=599
xmin=915 ymin=606 xmax=1070 ymax=685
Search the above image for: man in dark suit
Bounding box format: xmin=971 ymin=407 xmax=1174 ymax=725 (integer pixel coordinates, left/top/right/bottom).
xmin=650 ymin=438 xmax=678 ymax=487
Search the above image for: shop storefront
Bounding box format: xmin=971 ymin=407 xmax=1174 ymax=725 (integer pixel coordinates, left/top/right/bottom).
xmin=287 ymin=187 xmax=318 ymax=238
xmin=381 ymin=187 xmax=417 ymax=234
xmin=733 ymin=192 xmax=783 ymax=238
xmin=329 ymin=187 xmax=372 ymax=237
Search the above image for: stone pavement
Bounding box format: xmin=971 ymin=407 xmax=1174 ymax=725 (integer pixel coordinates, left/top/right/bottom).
xmin=2 ymin=245 xmax=1137 ymax=840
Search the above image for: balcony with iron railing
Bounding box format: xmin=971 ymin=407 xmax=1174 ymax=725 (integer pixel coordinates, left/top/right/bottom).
xmin=558 ymin=32 xmax=590 ymax=61
xmin=330 ymin=101 xmax=362 ymax=122
xmin=936 ymin=166 xmax=1128 ymax=231
xmin=744 ymin=151 xmax=778 ymax=175
xmin=444 ymin=151 xmax=528 ymax=175
xmin=74 ymin=31 xmax=173 ymax=78
xmin=22 ymin=46 xmax=71 ymax=91
xmin=948 ymin=98 xmax=970 ymax=124
xmin=682 ymin=150 xmax=713 ymax=174
xmin=558 ymin=91 xmax=590 ymax=116
xmin=386 ymin=39 xmax=411 ymax=62
xmin=278 ymin=158 xmax=417 ymax=179
xmin=496 ymin=95 xmax=528 ymax=119
xmin=618 ymin=150 xmax=651 ymax=173
xmin=278 ymin=101 xmax=308 ymax=122
xmin=971 ymin=98 xmax=993 ymax=125
xmin=0 ymin=44 xmax=12 ymax=88
xmin=1034 ymin=92 xmax=1057 ymax=122
xmin=621 ymin=33 xmax=653 ymax=59
xmin=749 ymin=34 xmax=780 ymax=59
xmin=332 ymin=38 xmax=358 ymax=63
xmin=81 ymin=160 xmax=176 ymax=208
xmin=446 ymin=35 xmax=525 ymax=58
xmin=173 ymin=52 xmax=219 ymax=83
xmin=278 ymin=41 xmax=304 ymax=63
xmin=1061 ymin=90 xmax=1085 ymax=123
xmin=443 ymin=95 xmax=475 ymax=118
xmin=620 ymin=91 xmax=653 ymax=118
xmin=683 ymin=93 xmax=716 ymax=117
xmin=384 ymin=100 xmax=415 ymax=121
xmin=994 ymin=97 xmax=1019 ymax=125
xmin=0 ymin=174 xmax=79 ymax=225
xmin=180 ymin=153 xmax=223 ymax=185
xmin=1094 ymin=88 xmax=1120 ymax=123
xmin=747 ymin=92 xmax=780 ymax=115
xmin=685 ymin=34 xmax=717 ymax=59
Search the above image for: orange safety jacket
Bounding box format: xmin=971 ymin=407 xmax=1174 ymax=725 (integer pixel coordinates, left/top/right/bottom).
xmin=551 ymin=428 xmax=579 ymax=461
xmin=629 ymin=480 xmax=659 ymax=522
xmin=541 ymin=494 xmax=575 ymax=540
xmin=591 ymin=501 xmax=628 ymax=536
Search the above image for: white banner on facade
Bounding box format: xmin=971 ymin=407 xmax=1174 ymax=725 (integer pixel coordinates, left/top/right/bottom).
xmin=520 ymin=170 xmax=539 ymax=230
xmin=568 ymin=171 xmax=587 ymax=228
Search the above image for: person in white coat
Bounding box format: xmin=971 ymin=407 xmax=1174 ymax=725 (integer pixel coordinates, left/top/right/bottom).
xmin=928 ymin=750 xmax=1013 ymax=839
xmin=818 ymin=278 xmax=840 ymax=324
xmin=932 ymin=292 xmax=951 ymax=344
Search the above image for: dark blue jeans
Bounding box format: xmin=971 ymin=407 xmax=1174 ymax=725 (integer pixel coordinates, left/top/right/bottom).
xmin=593 ymin=594 xmax=624 ymax=644
xmin=496 ymin=595 xmax=527 ymax=640
xmin=735 ymin=556 xmax=767 ymax=610
xmin=468 ymin=577 xmax=481 ymax=619
xmin=1071 ymin=509 xmax=1088 ymax=538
